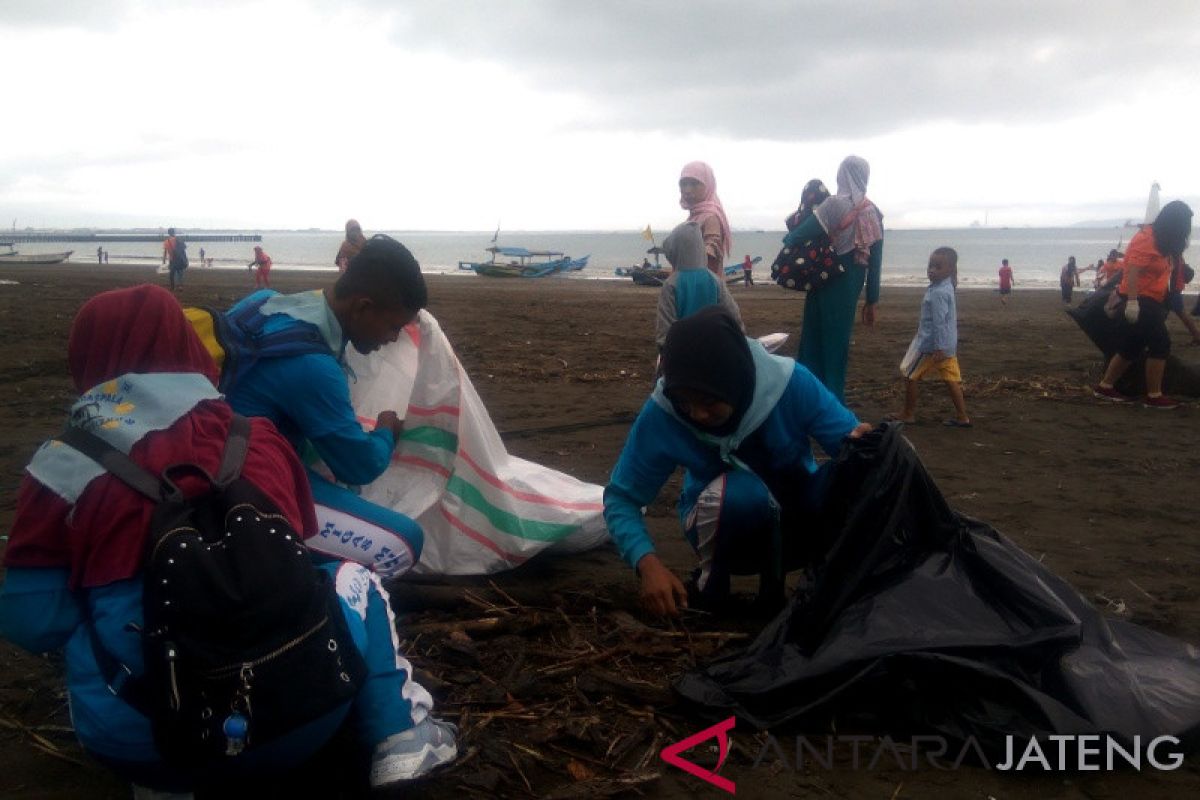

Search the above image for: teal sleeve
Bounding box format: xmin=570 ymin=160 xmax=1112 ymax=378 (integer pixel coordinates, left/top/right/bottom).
xmin=784 ymin=366 xmax=860 ymax=458
xmin=311 ymin=427 xmax=395 ymax=487
xmin=865 ymin=238 xmax=883 ymax=305
xmin=248 ymin=354 xmax=397 ymax=485
xmin=782 ymin=214 xmax=825 ymax=248
xmin=0 ymin=568 xmax=80 ymax=653
xmin=603 ymin=401 xmax=684 ymax=570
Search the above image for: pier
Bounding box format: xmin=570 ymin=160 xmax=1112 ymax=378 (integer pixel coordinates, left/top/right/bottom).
xmin=0 ymin=233 xmax=262 ymax=244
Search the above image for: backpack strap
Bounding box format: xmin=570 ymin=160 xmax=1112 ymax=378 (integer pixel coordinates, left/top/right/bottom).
xmin=57 ymin=426 xmax=164 ymax=502
xmin=215 ymin=414 xmax=251 ymax=486
xmin=58 ymin=414 xmax=252 ymax=712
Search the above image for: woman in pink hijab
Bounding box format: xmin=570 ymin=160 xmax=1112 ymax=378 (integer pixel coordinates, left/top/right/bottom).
xmin=679 ymin=161 xmax=732 ymax=275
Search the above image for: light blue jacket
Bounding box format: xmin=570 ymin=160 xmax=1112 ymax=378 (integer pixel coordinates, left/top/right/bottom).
xmin=914 ymin=278 xmax=957 ymax=356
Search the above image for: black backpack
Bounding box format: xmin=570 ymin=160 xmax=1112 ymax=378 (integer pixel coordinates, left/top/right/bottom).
xmin=60 ymin=415 xmax=365 ymax=767
xmin=170 ymin=238 xmax=189 ymax=270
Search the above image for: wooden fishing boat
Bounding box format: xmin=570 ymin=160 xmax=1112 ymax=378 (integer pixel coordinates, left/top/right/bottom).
xmin=615 ymin=265 xmax=671 ymax=286
xmin=0 ymin=244 xmax=74 ymax=264
xmin=458 ymin=246 xmax=588 ymax=278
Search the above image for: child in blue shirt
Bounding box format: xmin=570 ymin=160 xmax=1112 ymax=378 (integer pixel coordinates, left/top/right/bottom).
xmin=891 ymin=247 xmax=971 ymax=427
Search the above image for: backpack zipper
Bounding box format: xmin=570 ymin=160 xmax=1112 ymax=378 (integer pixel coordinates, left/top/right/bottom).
xmin=202 ymin=613 xmax=329 ymax=679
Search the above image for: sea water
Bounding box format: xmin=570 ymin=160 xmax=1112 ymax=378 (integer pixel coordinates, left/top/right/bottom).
xmin=18 ymin=227 xmax=1143 ymax=289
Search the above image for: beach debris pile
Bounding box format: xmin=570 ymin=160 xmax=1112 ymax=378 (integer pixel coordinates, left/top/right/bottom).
xmin=390 ymin=579 xmax=758 ymax=798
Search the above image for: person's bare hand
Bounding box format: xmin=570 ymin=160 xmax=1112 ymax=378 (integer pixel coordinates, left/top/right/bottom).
xmin=375 ymin=410 xmax=404 ymax=440
xmin=861 ymin=302 xmax=877 ymax=326
xmin=847 ymin=422 xmax=873 ymax=439
xmin=636 ymin=554 xmax=688 ymax=617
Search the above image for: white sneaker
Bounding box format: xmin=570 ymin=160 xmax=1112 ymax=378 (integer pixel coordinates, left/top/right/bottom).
xmin=369 ymin=717 xmax=459 ymax=787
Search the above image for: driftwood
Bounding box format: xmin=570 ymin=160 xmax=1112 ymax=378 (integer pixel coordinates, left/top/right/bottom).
xmin=390 ymin=582 xmax=762 ymax=798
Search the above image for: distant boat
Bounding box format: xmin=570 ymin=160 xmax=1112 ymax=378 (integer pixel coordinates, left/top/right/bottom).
xmin=0 ymin=244 xmax=74 ymax=264
xmin=457 ymin=246 xmax=588 ymax=278
xmin=617 ymin=256 xmax=762 ymax=287
xmin=615 ymin=265 xmax=670 ymax=286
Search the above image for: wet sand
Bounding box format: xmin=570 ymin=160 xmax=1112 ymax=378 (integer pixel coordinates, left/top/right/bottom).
xmin=0 ymin=263 xmax=1197 ymax=798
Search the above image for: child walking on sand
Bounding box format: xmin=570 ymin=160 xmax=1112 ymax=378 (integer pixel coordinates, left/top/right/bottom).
xmin=890 ymin=247 xmax=971 ymax=427
xmin=248 ymin=245 xmax=272 ymax=288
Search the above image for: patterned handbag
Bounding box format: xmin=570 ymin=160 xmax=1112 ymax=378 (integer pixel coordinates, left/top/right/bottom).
xmin=771 ymin=234 xmax=842 ymax=292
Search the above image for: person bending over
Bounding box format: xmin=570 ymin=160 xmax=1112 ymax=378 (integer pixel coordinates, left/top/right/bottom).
xmin=1094 ymin=200 xmax=1193 ymax=408
xmin=604 ymin=307 xmax=871 ymax=617
xmin=221 ymin=235 xmax=428 ymax=577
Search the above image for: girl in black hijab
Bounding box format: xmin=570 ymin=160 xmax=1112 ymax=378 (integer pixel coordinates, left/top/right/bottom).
xmin=604 ymin=307 xmax=871 ymax=617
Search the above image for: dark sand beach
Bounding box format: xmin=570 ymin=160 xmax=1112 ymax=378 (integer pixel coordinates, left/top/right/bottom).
xmin=0 ymin=263 xmax=1197 ymax=798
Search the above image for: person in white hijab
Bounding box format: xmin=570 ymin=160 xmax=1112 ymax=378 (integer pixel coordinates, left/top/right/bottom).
xmin=781 ymin=155 xmax=884 ymax=400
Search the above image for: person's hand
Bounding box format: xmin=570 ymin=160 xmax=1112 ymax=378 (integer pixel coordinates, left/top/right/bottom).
xmin=861 ymin=302 xmax=877 ymax=326
xmin=847 ymin=422 xmax=873 ymax=439
xmin=1124 ymin=298 xmax=1140 ymax=324
xmin=636 ymin=554 xmax=688 ymax=617
xmin=375 ymin=410 xmax=404 ymax=440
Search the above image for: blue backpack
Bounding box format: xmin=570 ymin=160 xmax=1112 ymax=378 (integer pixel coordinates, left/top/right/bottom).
xmin=185 ymin=293 xmax=334 ymax=394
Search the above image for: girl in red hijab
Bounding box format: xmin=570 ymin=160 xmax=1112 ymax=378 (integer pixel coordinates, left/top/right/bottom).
xmin=0 ymin=284 xmax=455 ymax=793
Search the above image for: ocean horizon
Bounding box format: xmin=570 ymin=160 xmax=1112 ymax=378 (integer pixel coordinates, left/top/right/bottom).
xmin=7 ymin=226 xmax=1164 ymax=289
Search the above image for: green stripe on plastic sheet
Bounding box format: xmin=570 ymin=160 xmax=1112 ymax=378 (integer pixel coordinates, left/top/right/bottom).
xmin=447 ymin=475 xmax=578 ymax=542
xmin=401 ymin=425 xmax=458 ymax=452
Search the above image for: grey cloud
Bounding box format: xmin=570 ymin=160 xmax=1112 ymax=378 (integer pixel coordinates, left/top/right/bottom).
xmin=365 ymin=0 xmax=1199 ymax=139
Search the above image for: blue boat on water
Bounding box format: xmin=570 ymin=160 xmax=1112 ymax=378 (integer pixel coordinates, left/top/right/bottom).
xmin=457 ymin=246 xmax=589 ymax=278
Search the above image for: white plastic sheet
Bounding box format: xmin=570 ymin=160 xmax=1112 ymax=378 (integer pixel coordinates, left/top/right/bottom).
xmin=344 ymin=310 xmax=610 ymax=575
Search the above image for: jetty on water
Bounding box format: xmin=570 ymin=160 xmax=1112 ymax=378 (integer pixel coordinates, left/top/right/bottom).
xmin=1 ymin=233 xmax=262 ymax=243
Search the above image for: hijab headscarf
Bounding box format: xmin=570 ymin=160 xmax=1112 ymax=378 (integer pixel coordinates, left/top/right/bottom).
xmin=8 ymin=284 xmax=315 ymax=588
xmin=68 ymin=284 xmax=218 ymax=392
xmin=662 ymin=221 xmax=706 ymax=271
xmin=786 ymin=178 xmax=831 ymax=231
xmin=679 ymin=161 xmax=733 ymax=257
xmin=336 ymin=219 xmax=368 ymax=267
xmin=660 ymin=307 xmax=754 ymax=436
xmin=813 ymin=155 xmax=884 ymax=264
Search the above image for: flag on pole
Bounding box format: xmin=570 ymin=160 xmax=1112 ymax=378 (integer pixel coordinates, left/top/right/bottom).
xmin=642 ymin=225 xmax=653 ymax=242
xmin=491 ymin=222 xmax=500 ymax=243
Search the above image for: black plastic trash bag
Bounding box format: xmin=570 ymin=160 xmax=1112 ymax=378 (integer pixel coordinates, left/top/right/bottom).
xmin=1064 ymin=288 xmax=1200 ymax=397
xmin=675 ymin=424 xmax=1200 ymax=760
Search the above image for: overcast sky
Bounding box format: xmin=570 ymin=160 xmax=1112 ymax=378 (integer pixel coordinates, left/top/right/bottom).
xmin=2 ymin=0 xmax=1198 ymax=231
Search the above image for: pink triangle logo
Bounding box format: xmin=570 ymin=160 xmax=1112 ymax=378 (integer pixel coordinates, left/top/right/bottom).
xmin=659 ymin=716 xmax=737 ymax=794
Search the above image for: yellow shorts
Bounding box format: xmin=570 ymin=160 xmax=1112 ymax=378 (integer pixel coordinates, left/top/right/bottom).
xmin=906 ymin=354 xmax=962 ymax=382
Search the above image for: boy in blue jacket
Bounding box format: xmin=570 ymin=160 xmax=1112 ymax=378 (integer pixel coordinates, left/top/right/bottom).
xmin=604 ymin=307 xmax=871 ymax=617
